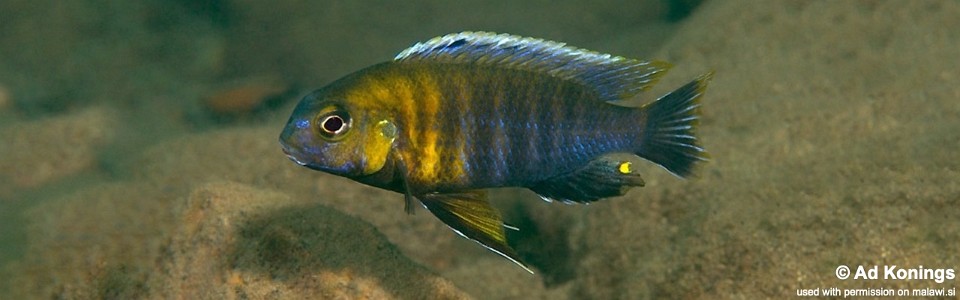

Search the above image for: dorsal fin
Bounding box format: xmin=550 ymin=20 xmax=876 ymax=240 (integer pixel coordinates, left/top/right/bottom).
xmin=394 ymin=32 xmax=671 ymax=102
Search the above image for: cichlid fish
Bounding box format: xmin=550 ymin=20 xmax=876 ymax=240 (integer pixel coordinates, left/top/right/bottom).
xmin=280 ymin=32 xmax=711 ymax=273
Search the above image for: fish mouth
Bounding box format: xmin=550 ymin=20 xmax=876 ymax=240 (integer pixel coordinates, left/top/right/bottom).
xmin=280 ymin=142 xmax=331 ymax=172
xmin=279 ymin=133 xmax=343 ymax=173
xmin=280 ymin=142 xmax=309 ymax=167
xmin=286 ymin=153 xmax=309 ymax=167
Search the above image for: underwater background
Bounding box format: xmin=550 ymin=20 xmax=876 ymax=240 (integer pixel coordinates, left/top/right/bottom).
xmin=1 ymin=0 xmax=958 ymax=298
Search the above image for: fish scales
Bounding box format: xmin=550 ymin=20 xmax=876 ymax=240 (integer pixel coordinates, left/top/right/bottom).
xmin=395 ymin=64 xmax=632 ymax=190
xmin=279 ymin=32 xmax=712 ymax=273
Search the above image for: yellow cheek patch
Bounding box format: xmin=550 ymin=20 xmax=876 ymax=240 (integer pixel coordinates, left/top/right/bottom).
xmin=360 ymin=120 xmax=398 ymax=176
xmin=618 ymin=162 xmax=632 ymax=174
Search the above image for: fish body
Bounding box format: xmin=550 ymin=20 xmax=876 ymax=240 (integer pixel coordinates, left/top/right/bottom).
xmin=280 ymin=32 xmax=711 ymax=273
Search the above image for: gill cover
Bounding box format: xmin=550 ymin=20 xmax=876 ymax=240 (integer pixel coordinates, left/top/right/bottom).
xmin=360 ymin=119 xmax=398 ymax=175
xmin=322 ymin=106 xmax=397 ymax=177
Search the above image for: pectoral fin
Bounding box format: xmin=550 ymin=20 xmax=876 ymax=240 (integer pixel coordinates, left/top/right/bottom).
xmin=392 ymin=151 xmax=417 ymax=214
xmin=420 ymin=191 xmax=533 ymax=273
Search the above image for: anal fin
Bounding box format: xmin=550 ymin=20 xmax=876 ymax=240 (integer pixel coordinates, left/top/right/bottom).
xmin=420 ymin=191 xmax=533 ymax=273
xmin=529 ymin=157 xmax=645 ymax=203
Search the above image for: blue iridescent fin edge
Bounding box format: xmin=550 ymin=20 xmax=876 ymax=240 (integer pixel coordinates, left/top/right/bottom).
xmin=394 ymin=31 xmax=672 ymax=102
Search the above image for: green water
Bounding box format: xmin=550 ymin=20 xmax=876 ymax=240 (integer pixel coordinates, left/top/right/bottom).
xmin=2 ymin=1 xmax=957 ymax=299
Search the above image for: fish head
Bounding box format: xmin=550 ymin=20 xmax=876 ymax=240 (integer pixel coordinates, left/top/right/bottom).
xmin=280 ymin=88 xmax=397 ymax=178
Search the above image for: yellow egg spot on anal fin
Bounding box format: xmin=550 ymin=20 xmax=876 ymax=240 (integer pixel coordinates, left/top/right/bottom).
xmin=529 ymin=158 xmax=644 ymax=203
xmin=618 ymin=161 xmax=632 ymax=174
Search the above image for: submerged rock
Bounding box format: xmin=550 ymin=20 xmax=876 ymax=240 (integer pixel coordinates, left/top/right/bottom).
xmin=0 ymin=107 xmax=116 ymax=195
xmin=3 ymin=181 xmax=469 ymax=299
xmin=156 ymin=181 xmax=468 ymax=299
xmin=3 ymin=182 xmax=177 ymax=298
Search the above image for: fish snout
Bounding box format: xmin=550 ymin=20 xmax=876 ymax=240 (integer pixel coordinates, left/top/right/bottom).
xmin=279 ymin=134 xmax=310 ymax=166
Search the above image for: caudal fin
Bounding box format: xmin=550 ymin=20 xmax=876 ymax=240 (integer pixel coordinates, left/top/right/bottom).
xmin=637 ymin=72 xmax=712 ymax=178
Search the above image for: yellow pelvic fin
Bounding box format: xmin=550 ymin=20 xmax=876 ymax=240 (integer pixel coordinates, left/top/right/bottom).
xmin=420 ymin=191 xmax=533 ymax=274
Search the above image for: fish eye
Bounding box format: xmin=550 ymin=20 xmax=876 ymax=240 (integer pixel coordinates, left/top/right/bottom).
xmin=317 ymin=111 xmax=350 ymax=139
